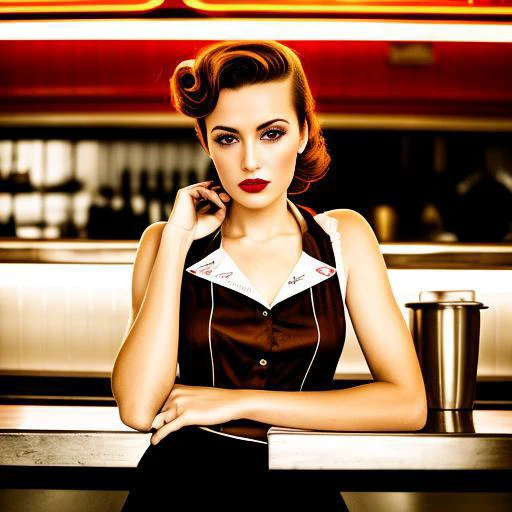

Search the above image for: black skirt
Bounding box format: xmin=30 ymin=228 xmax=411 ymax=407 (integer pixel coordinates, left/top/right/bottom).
xmin=121 ymin=425 xmax=349 ymax=512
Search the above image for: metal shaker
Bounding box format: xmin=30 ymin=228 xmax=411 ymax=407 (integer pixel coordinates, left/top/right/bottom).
xmin=405 ymin=290 xmax=488 ymax=410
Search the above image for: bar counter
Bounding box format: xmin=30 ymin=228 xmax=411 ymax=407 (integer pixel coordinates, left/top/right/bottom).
xmin=1 ymin=240 xmax=511 ymax=493
xmin=1 ymin=405 xmax=511 ymax=480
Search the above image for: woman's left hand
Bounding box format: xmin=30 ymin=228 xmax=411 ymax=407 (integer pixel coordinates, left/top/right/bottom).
xmin=149 ymin=384 xmax=243 ymax=445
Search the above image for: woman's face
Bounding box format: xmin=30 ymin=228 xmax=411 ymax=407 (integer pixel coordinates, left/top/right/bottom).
xmin=204 ymin=77 xmax=308 ymax=208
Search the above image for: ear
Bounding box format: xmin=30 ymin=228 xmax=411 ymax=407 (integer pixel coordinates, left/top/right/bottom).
xmin=298 ymin=119 xmax=309 ymax=154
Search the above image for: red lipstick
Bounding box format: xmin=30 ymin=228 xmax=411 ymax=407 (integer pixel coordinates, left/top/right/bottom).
xmin=238 ymin=178 xmax=270 ymax=193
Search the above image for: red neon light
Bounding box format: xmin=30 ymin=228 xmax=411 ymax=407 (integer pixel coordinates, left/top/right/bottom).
xmin=0 ymin=0 xmax=164 ymax=13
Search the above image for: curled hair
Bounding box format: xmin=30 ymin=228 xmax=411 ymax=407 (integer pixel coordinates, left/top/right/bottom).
xmin=170 ymin=41 xmax=330 ymax=195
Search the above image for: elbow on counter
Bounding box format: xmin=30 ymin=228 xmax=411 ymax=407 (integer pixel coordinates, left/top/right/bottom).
xmin=118 ymin=406 xmax=154 ymax=433
xmin=111 ymin=373 xmax=156 ymax=433
xmin=410 ymin=395 xmax=429 ymax=431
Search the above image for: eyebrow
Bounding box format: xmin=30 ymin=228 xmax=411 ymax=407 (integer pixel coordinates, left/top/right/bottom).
xmin=210 ymin=118 xmax=290 ymax=134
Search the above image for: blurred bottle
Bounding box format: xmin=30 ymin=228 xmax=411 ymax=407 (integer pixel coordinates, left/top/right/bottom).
xmin=116 ymin=163 xmax=137 ymax=239
xmin=0 ymin=144 xmax=15 ymax=237
xmin=427 ymin=136 xmax=459 ymax=241
xmin=370 ymin=204 xmax=398 ymax=242
xmin=87 ymin=142 xmax=115 ymax=239
xmin=155 ymin=166 xmax=168 ymax=222
xmin=60 ymin=141 xmax=80 ymax=238
xmin=453 ymin=146 xmax=512 ymax=242
xmin=0 ymin=140 xmax=22 ymax=237
xmin=186 ymin=166 xmax=200 ymax=187
xmin=169 ymin=168 xmax=182 ymax=213
xmin=87 ymin=186 xmax=114 ymax=239
xmin=146 ymin=164 xmax=161 ymax=225
xmin=131 ymin=167 xmax=151 ymax=239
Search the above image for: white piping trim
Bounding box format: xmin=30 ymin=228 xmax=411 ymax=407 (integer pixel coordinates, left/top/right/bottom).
xmin=208 ymin=281 xmax=215 ymax=387
xmin=203 ymin=283 xmax=268 ymax=446
xmin=313 ymin=212 xmax=353 ymax=347
xmin=314 ymin=213 xmax=348 ymax=305
xmin=198 ymin=426 xmax=268 ymax=445
xmin=300 ymin=287 xmax=321 ymax=391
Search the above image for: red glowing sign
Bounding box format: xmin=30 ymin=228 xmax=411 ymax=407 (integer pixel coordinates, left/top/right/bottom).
xmin=184 ymin=0 xmax=512 ymax=16
xmin=0 ymin=0 xmax=164 ymax=13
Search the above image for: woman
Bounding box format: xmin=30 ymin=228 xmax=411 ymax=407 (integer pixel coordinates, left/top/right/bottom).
xmin=112 ymin=40 xmax=428 ymax=511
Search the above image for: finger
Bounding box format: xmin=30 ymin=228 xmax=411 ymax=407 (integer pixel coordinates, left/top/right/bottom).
xmin=151 ymin=408 xmax=175 ymax=429
xmin=150 ymin=412 xmax=165 ymax=430
xmin=211 ymin=185 xmax=230 ymax=200
xmin=197 ymin=203 xmax=212 ymax=213
xmin=192 ymin=187 xmax=225 ymax=210
xmin=151 ymin=416 xmax=188 ymax=445
xmin=202 ymin=188 xmax=225 ymax=208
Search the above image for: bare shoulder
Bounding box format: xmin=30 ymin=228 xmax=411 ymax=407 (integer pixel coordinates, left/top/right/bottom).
xmin=322 ymin=208 xmax=383 ymax=279
xmin=140 ymin=221 xmax=168 ymax=241
xmin=133 ymin=221 xmax=168 ymax=275
xmin=136 ymin=221 xmax=169 ymax=254
xmin=131 ymin=221 xmax=168 ymax=308
xmin=323 ymin=208 xmax=372 ymax=232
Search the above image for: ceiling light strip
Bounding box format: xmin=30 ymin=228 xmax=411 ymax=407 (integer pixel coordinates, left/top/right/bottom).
xmin=0 ymin=18 xmax=510 ymax=43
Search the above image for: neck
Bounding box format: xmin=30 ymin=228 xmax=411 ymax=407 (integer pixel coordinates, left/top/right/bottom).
xmin=221 ymin=195 xmax=301 ymax=243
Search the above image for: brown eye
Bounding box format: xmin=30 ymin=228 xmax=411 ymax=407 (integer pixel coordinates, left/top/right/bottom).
xmin=214 ymin=134 xmax=236 ymax=146
xmin=262 ymin=128 xmax=286 ymax=142
xmin=214 ymin=127 xmax=286 ymax=147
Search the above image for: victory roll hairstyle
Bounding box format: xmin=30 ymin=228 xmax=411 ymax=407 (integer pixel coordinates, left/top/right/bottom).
xmin=169 ymin=40 xmax=331 ymax=195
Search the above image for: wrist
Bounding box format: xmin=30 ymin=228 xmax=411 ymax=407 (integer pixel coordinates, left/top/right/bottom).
xmin=168 ymin=221 xmax=194 ymax=232
xmin=163 ymin=222 xmax=195 ymax=245
xmin=232 ymin=389 xmax=256 ymax=421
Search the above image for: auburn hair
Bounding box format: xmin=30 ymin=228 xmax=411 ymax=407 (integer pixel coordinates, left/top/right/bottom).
xmin=169 ymin=40 xmax=331 ymax=195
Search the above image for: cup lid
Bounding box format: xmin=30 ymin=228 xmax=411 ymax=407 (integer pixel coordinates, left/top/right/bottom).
xmin=419 ymin=290 xmax=475 ymax=302
xmin=405 ymin=301 xmax=488 ymax=309
xmin=405 ymin=289 xmax=488 ymax=309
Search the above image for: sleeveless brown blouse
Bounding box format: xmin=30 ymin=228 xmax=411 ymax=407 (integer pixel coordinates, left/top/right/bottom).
xmin=177 ymin=198 xmax=347 ymax=444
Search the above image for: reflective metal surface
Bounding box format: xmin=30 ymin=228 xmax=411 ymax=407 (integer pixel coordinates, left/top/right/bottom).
xmin=1 ymin=405 xmax=511 ymax=470
xmin=267 ymin=409 xmax=512 ymax=470
xmin=406 ymin=291 xmax=488 ymax=409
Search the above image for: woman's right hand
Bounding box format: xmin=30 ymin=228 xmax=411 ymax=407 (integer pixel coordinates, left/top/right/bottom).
xmin=167 ymin=180 xmax=231 ymax=240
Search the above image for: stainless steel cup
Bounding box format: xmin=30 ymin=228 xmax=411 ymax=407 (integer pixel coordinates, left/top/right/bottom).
xmin=405 ymin=290 xmax=489 ymax=410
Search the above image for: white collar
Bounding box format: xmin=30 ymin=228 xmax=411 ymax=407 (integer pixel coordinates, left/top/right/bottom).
xmin=185 ymin=202 xmax=337 ymax=310
xmin=186 ymin=247 xmax=336 ymax=310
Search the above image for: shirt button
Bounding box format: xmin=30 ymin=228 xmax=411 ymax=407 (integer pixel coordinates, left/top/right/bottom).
xmin=259 ymin=358 xmax=268 ymax=367
xmin=262 ymin=310 xmax=268 ymax=317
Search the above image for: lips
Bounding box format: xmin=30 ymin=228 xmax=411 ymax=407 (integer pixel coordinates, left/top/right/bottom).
xmin=238 ymin=179 xmax=270 ymax=193
xmin=238 ymin=179 xmax=269 ymax=186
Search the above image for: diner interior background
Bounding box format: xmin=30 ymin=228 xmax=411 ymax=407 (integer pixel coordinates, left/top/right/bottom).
xmin=1 ymin=129 xmax=511 ymax=243
xmin=0 ymin=36 xmax=511 ymax=244
xmin=0 ymin=6 xmax=511 ymax=512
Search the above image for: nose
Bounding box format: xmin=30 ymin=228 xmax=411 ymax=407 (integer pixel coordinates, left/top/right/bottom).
xmin=241 ymin=141 xmax=260 ymax=172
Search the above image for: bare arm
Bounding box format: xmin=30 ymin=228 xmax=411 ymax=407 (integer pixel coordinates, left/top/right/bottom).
xmin=235 ymin=383 xmax=425 ymax=431
xmin=111 ymin=222 xmax=194 ymax=432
